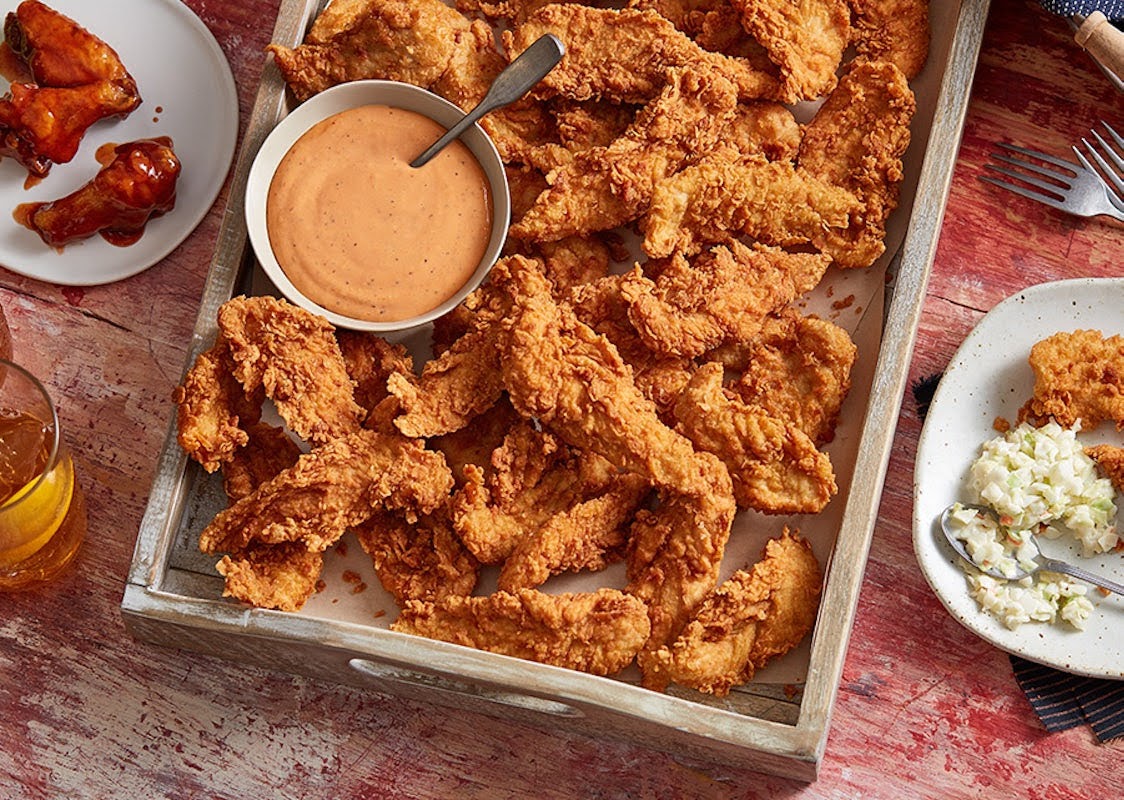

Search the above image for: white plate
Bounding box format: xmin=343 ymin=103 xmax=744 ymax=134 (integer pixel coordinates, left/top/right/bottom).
xmin=914 ymin=278 xmax=1124 ymax=679
xmin=0 ymin=0 xmax=238 ymax=286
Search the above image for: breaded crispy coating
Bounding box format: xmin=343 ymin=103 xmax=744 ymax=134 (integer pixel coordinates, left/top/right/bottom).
xmin=848 ymin=0 xmax=931 ymax=79
xmin=1085 ymin=444 xmax=1124 ymax=493
xmin=388 ymin=324 xmax=505 ymax=438
xmin=392 ymin=588 xmax=652 ymax=676
xmin=336 ymin=330 xmax=414 ymax=418
xmin=510 ymin=66 xmax=739 ymax=242
xmin=730 ymin=310 xmax=857 ymax=445
xmin=173 ymin=337 xmax=262 ymax=472
xmin=641 ymin=150 xmax=861 ymax=259
xmin=620 ymin=242 xmax=831 ymax=358
xmin=452 ymin=422 xmax=620 ymax=563
xmin=354 ymin=508 xmax=479 ymax=604
xmin=731 ymin=0 xmax=851 ymax=102
xmin=268 ymin=0 xmax=477 ymax=101
xmin=389 ymin=256 xmax=540 ymax=438
xmin=267 ymin=0 xmax=551 ymax=163
xmin=215 ymin=541 xmax=324 ymax=613
xmin=500 ymin=259 xmax=720 ymax=497
xmin=797 ymin=59 xmax=915 ymax=269
xmin=1018 ymin=330 xmax=1124 ymax=430
xmin=497 ymin=473 xmax=651 ymax=591
xmin=504 ymin=5 xmax=779 ymax=103
xmin=218 ymin=296 xmax=363 ymax=445
xmin=646 ymin=530 xmax=822 ymax=694
xmin=199 ymin=429 xmax=453 ymax=556
xmin=430 ymin=395 xmax=523 ymax=487
xmin=626 ymin=454 xmax=737 ymax=676
xmin=673 ymin=363 xmax=837 ymax=514
xmin=220 ymin=421 xmax=303 ymax=504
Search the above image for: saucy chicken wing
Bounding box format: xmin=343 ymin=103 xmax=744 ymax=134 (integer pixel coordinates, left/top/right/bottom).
xmin=0 ymin=1 xmax=140 ymax=177
xmin=15 ymin=137 xmax=180 ymax=248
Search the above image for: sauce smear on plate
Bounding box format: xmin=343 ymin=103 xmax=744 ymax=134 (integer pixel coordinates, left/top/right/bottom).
xmin=267 ymin=104 xmax=492 ymax=323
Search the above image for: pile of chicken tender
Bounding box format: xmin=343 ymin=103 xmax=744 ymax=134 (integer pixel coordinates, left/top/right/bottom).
xmin=175 ymin=0 xmax=928 ymax=696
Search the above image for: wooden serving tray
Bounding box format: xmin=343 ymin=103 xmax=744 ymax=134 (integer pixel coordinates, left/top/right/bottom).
xmin=122 ymin=0 xmax=992 ymax=781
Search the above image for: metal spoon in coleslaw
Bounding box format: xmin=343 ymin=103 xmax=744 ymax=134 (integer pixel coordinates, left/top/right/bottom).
xmin=940 ymin=503 xmax=1124 ymax=594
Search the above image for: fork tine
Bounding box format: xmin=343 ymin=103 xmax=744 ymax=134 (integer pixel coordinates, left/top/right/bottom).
xmin=996 ymin=142 xmax=1080 ymax=175
xmin=1074 ymin=139 xmax=1124 ymax=198
xmin=1102 ymin=121 xmax=1123 ymax=149
xmin=984 ymin=163 xmax=1069 ymax=198
xmin=989 ymin=152 xmax=1074 ymax=185
xmin=1091 ymin=130 xmax=1123 ymax=172
xmin=980 ymin=175 xmax=1070 ymax=213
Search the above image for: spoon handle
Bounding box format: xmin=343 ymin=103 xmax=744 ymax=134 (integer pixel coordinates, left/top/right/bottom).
xmin=1039 ymin=558 xmax=1124 ymax=596
xmin=410 ymin=34 xmax=565 ymax=168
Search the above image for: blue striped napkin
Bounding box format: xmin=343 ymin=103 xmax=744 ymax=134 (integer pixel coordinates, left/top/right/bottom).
xmin=912 ymin=374 xmax=1124 ymax=744
xmin=1010 ymin=656 xmax=1124 ymax=741
xmin=1038 ymin=0 xmax=1124 ymax=21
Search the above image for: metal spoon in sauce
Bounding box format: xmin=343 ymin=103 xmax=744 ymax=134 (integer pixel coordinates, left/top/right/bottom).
xmin=939 ymin=503 xmax=1124 ymax=595
xmin=410 ymin=34 xmax=565 ymax=168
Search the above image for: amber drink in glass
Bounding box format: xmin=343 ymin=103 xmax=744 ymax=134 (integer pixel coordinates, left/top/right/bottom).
xmin=0 ymin=359 xmax=86 ymax=590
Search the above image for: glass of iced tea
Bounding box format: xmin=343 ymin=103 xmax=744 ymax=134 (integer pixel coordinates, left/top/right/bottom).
xmin=0 ymin=359 xmax=86 ymax=590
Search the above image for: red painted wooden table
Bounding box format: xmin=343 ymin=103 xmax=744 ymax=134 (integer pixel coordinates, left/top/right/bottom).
xmin=2 ymin=0 xmax=1122 ymax=797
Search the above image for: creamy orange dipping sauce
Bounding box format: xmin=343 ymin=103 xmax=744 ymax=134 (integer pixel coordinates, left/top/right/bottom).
xmin=266 ymin=105 xmax=493 ymax=323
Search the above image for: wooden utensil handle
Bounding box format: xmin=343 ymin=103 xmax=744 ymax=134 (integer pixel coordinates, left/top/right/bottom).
xmin=1075 ymin=12 xmax=1124 ymax=82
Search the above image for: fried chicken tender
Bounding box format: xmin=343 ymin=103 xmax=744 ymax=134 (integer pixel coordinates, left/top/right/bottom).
xmin=388 ymin=324 xmax=505 ymax=438
xmin=673 ymin=363 xmax=837 ymax=513
xmin=500 ymin=259 xmax=720 ymax=497
xmin=198 ymin=429 xmax=454 ymax=556
xmin=354 ymin=508 xmax=479 ymax=604
xmin=392 ymin=588 xmax=651 ymax=676
xmin=268 ymin=0 xmax=474 ymax=100
xmin=797 ymin=59 xmax=915 ymax=269
xmin=722 ymin=100 xmax=802 ymax=162
xmin=626 ymin=454 xmax=736 ymax=676
xmin=620 ymin=242 xmax=831 ymax=358
xmin=848 ymin=0 xmax=930 ymax=79
xmin=452 ymin=422 xmax=621 ymax=563
xmin=390 ymin=256 xmax=546 ymax=438
xmin=220 ymin=422 xmax=303 ymax=503
xmin=430 ymin=395 xmax=522 ymax=488
xmin=510 ymin=66 xmax=739 ymax=242
xmin=729 ymin=310 xmax=857 ymax=445
xmin=1018 ymin=330 xmax=1124 ymax=430
xmin=504 ymin=5 xmax=779 ymax=103
xmin=646 ymin=530 xmax=822 ymax=694
xmin=173 ymin=337 xmax=264 ymax=473
xmin=641 ymin=149 xmax=861 ymax=259
xmin=336 ymin=330 xmax=414 ymax=419
xmin=213 ymin=423 xmax=320 ymax=613
xmin=497 ymin=473 xmax=651 ymax=591
xmin=731 ymin=0 xmax=851 ymax=102
xmin=632 ymin=0 xmax=766 ymax=57
xmin=217 ymin=296 xmax=363 ymax=445
xmin=567 ymin=273 xmax=696 ymax=418
xmin=1085 ymin=445 xmax=1124 ymax=493
xmin=215 ymin=541 xmax=324 ymax=613
xmin=268 ymin=0 xmax=550 ymax=163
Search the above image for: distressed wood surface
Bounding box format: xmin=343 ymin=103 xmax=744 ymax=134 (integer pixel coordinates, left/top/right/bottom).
xmin=2 ymin=0 xmax=1122 ymax=797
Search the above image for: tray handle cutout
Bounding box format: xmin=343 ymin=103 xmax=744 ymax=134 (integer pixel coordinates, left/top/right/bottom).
xmin=348 ymin=658 xmax=584 ymax=718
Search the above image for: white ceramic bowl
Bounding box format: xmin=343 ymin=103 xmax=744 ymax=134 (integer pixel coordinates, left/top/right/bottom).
xmin=245 ymin=80 xmax=511 ymax=333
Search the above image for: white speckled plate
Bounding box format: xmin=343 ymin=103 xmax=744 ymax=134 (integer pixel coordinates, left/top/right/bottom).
xmin=914 ymin=278 xmax=1124 ymax=679
xmin=0 ymin=0 xmax=237 ymax=286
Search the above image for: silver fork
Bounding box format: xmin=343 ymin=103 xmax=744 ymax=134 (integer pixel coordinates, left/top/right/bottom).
xmin=1072 ymin=122 xmax=1124 ymax=209
xmin=981 ymin=142 xmax=1124 ymax=222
